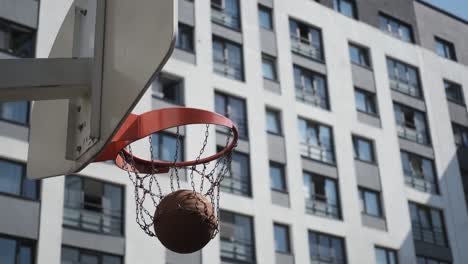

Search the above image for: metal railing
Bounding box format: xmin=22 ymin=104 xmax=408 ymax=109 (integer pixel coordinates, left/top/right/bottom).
xmin=397 ymin=125 xmax=428 ymax=145
xmin=412 ymin=223 xmax=447 ymax=247
xmin=404 ymin=172 xmax=437 ymax=194
xmin=300 ymin=143 xmax=335 ymax=164
xmin=295 ymin=85 xmax=328 ymax=109
xmin=221 ymin=237 xmax=255 ymax=263
xmin=211 ymin=3 xmax=240 ymax=29
xmin=63 ymin=201 xmax=123 ymax=235
xmin=290 ymin=35 xmax=323 ymax=61
xmin=221 ymin=176 xmax=251 ymax=197
xmin=389 ymin=78 xmax=421 ymax=98
xmin=310 ymin=255 xmax=346 ymax=264
xmin=213 ymin=59 xmax=243 ymax=81
xmin=305 ymin=196 xmax=340 ymax=219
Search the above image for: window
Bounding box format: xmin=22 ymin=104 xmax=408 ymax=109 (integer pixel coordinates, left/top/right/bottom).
xmin=394 ymin=103 xmax=430 ymax=145
xmin=435 ymin=37 xmax=456 ymax=61
xmin=150 ymin=132 xmax=184 ymax=162
xmin=375 ymin=247 xmax=398 ymax=264
xmin=349 ymin=43 xmax=370 ymax=67
xmin=355 ymin=89 xmax=378 ymax=115
xmin=211 ymin=0 xmax=241 ymax=30
xmin=274 ymin=223 xmax=291 ymax=254
xmin=378 ymin=13 xmax=413 ymax=43
xmin=61 ymin=246 xmax=122 ymax=264
xmin=401 ymin=151 xmax=438 ymax=194
xmin=0 ymin=19 xmax=35 ymax=57
xmin=262 ymin=54 xmax=277 ymax=81
xmin=63 ymin=176 xmax=124 ymax=235
xmin=452 ymin=123 xmax=468 ymax=148
xmin=387 ymin=58 xmax=421 ymax=98
xmin=417 ymin=256 xmax=450 ymax=264
xmin=258 ymin=5 xmax=273 ymax=30
xmin=308 ymin=231 xmax=346 ymax=264
xmin=444 ymin=80 xmax=464 ymax=105
xmin=221 ymin=151 xmax=251 ymax=196
xmin=0 ymin=235 xmax=35 ymax=264
xmin=304 ymin=171 xmax=340 ymax=219
xmin=333 ymin=0 xmax=357 ymax=18
xmin=152 ymin=74 xmax=184 ymax=105
xmin=289 ymin=19 xmax=324 ymax=61
xmin=409 ymin=202 xmax=447 ymax=247
xmin=212 ymin=37 xmax=244 ymax=81
xmin=298 ymin=118 xmax=335 ymax=164
xmin=266 ymin=108 xmax=282 ymax=135
xmin=215 ymin=92 xmax=248 ymax=138
xmin=352 ymin=136 xmax=375 ymax=163
xmin=220 ymin=211 xmax=255 ymax=263
xmin=0 ymin=159 xmax=38 ymax=200
xmin=359 ymin=188 xmax=383 ymax=217
xmin=176 ymin=23 xmax=194 ymax=52
xmin=294 ymin=65 xmax=329 ymax=109
xmin=270 ymin=162 xmax=286 ymax=193
xmin=0 ymin=101 xmax=29 ymax=125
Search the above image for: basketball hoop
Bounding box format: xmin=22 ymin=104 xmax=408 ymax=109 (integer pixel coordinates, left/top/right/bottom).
xmin=96 ymin=107 xmax=238 ymax=253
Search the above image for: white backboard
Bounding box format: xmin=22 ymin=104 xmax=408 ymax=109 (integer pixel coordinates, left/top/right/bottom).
xmin=27 ymin=0 xmax=177 ymax=179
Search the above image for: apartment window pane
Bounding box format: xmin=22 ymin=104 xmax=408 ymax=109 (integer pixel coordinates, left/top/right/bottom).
xmin=387 ymin=58 xmax=421 ymax=98
xmin=298 ymin=118 xmax=335 ymax=163
xmin=176 ymin=23 xmax=194 ymax=52
xmin=222 ymin=151 xmax=251 ymax=196
xmin=213 ymin=37 xmax=244 ymax=81
xmin=0 ymin=236 xmax=34 ymax=264
xmin=394 ymin=103 xmax=430 ymax=145
xmin=294 ymin=65 xmax=329 ymax=110
xmin=417 ymin=256 xmax=449 ymax=264
xmin=349 ymin=44 xmax=370 ymax=67
xmin=258 ymin=5 xmax=273 ymax=30
xmin=153 ymin=74 xmax=183 ymax=105
xmin=444 ymin=80 xmax=464 ymax=105
xmin=274 ymin=224 xmax=291 ymax=253
xmin=409 ymin=202 xmax=447 ymax=247
xmin=289 ymin=19 xmax=323 ymax=61
xmin=452 ymin=123 xmax=468 ymax=147
xmin=304 ymin=172 xmax=340 ymax=219
xmin=359 ymin=188 xmax=382 ymax=217
xmin=215 ymin=93 xmax=248 ymax=138
xmin=266 ymin=109 xmax=281 ymax=135
xmin=401 ymin=151 xmax=438 ymax=194
xmin=379 ymin=14 xmax=413 ymax=43
xmin=220 ymin=211 xmax=255 ymax=263
xmin=262 ymin=55 xmax=277 ymax=81
xmin=375 ymin=247 xmax=397 ymax=264
xmin=0 ymin=19 xmax=35 ymax=57
xmin=435 ymin=37 xmax=456 ymax=61
xmin=0 ymin=159 xmax=38 ymax=199
xmin=353 ymin=136 xmax=375 ymax=163
xmin=270 ymin=162 xmax=286 ymax=192
xmin=309 ymin=231 xmax=346 ymax=264
xmin=211 ymin=0 xmax=241 ymax=30
xmin=61 ymin=247 xmax=122 ymax=264
xmin=355 ymin=89 xmax=377 ymax=115
xmin=333 ymin=0 xmax=357 ymax=18
xmin=0 ymin=238 xmax=16 ymax=263
xmin=0 ymin=102 xmax=29 ymax=125
xmin=151 ymin=133 xmax=183 ymax=162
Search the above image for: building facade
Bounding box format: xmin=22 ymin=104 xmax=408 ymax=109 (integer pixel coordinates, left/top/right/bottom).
xmin=1 ymin=0 xmax=468 ymax=264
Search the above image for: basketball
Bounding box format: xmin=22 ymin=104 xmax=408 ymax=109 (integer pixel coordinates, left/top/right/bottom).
xmin=154 ymin=189 xmax=217 ymax=254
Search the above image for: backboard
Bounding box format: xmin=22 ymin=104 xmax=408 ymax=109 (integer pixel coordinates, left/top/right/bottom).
xmin=27 ymin=0 xmax=177 ymax=179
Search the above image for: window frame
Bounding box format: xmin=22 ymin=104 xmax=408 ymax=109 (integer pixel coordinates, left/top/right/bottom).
xmin=452 ymin=123 xmax=468 ymax=148
xmin=444 ymin=79 xmax=464 ymax=106
xmin=409 ymin=202 xmax=448 ymax=247
xmin=298 ymin=117 xmax=336 ymax=164
xmin=175 ymin=23 xmax=195 ymax=53
xmin=215 ymin=91 xmax=249 ymax=139
xmin=303 ymin=171 xmax=341 ymax=219
xmin=348 ymin=42 xmax=371 ymax=68
xmin=308 ymin=230 xmax=347 ymax=264
xmin=359 ymin=187 xmax=383 ymax=218
xmin=394 ymin=103 xmax=431 ymax=146
xmin=220 ymin=149 xmax=252 ymax=197
xmin=0 ymin=158 xmax=40 ymax=200
xmin=416 ymin=255 xmax=450 ymax=264
xmin=258 ymin=5 xmax=274 ymax=31
xmin=220 ymin=210 xmax=256 ymax=263
xmin=400 ymin=150 xmax=439 ymax=194
xmin=150 ymin=131 xmax=185 ymax=162
xmin=0 ymin=101 xmax=31 ymax=126
xmin=261 ymin=54 xmax=278 ymax=82
xmin=435 ymin=36 xmax=457 ymax=61
xmin=354 ymin=88 xmax=378 ymax=116
xmin=210 ymin=0 xmax=242 ymax=31
xmin=61 ymin=245 xmax=123 ymax=264
xmin=375 ymin=246 xmax=398 ymax=264
xmin=378 ymin=13 xmax=414 ymax=43
xmin=386 ymin=57 xmax=422 ymax=99
xmin=212 ymin=36 xmax=245 ymax=81
xmin=269 ymin=161 xmax=287 ymax=193
xmin=265 ymin=108 xmax=282 ymax=136
xmin=152 ymin=73 xmax=184 ymax=105
xmin=293 ymin=65 xmax=330 ymax=110
xmin=352 ymin=135 xmax=376 ymax=164
xmin=0 ymin=18 xmax=36 ymax=58
xmin=289 ymin=18 xmax=325 ymax=62
xmin=0 ymin=233 xmax=36 ymax=264
xmin=333 ymin=0 xmax=358 ymax=19
xmin=273 ymin=223 xmax=292 ymax=254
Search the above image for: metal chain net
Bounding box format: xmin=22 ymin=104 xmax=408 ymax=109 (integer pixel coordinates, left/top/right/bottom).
xmin=119 ymin=124 xmax=234 ymax=238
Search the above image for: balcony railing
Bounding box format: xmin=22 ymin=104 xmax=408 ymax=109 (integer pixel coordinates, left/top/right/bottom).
xmin=290 ymin=35 xmax=323 ymax=61
xmin=221 ymin=175 xmax=251 ymax=197
xmin=295 ymin=85 xmax=328 ymax=109
xmin=404 ymin=171 xmax=437 ymax=194
xmin=310 ymin=255 xmax=346 ymax=264
xmin=216 ymin=117 xmax=247 ymax=139
xmin=63 ymin=201 xmax=123 ymax=235
xmin=211 ymin=3 xmax=240 ymax=30
xmin=300 ymin=143 xmax=335 ymax=164
xmin=214 ymin=59 xmax=243 ymax=81
xmin=305 ymin=196 xmax=340 ymax=219
xmin=397 ymin=125 xmax=428 ymax=145
xmin=412 ymin=223 xmax=447 ymax=247
xmin=390 ymin=78 xmax=421 ymax=98
xmin=221 ymin=237 xmax=255 ymax=263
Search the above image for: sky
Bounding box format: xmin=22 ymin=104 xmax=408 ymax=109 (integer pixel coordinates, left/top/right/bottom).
xmin=424 ymin=0 xmax=468 ymax=20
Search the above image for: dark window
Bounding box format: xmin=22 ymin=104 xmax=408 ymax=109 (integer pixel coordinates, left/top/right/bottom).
xmin=0 ymin=19 xmax=35 ymax=58
xmin=274 ymin=223 xmax=291 ymax=254
xmin=150 ymin=132 xmax=184 ymax=162
xmin=452 ymin=123 xmax=468 ymax=148
xmin=0 ymin=101 xmax=29 ymax=125
xmin=435 ymin=37 xmax=456 ymax=61
xmin=258 ymin=5 xmax=273 ymax=30
xmin=308 ymin=231 xmax=346 ymax=264
xmin=176 ymin=23 xmax=194 ymax=52
xmin=387 ymin=58 xmax=421 ymax=98
xmin=212 ymin=37 xmax=244 ymax=81
xmin=0 ymin=159 xmax=39 ymax=200
xmin=304 ymin=171 xmax=340 ymax=219
xmin=215 ymin=92 xmax=248 ymax=138
xmin=401 ymin=151 xmax=438 ymax=194
xmin=333 ymin=0 xmax=357 ymax=18
xmin=444 ymin=80 xmax=464 ymax=105
xmin=211 ymin=0 xmax=241 ymax=30
xmin=262 ymin=54 xmax=277 ymax=81
xmin=61 ymin=246 xmax=122 ymax=264
xmin=266 ymin=108 xmax=282 ymax=135
xmin=359 ymin=188 xmax=383 ymax=217
xmin=375 ymin=247 xmax=398 ymax=264
xmin=349 ymin=43 xmax=370 ymax=67
xmin=378 ymin=13 xmax=413 ymax=43
xmin=409 ymin=202 xmax=447 ymax=247
xmin=298 ymin=118 xmax=335 ymax=164
xmin=352 ymin=136 xmax=375 ymax=163
xmin=417 ymin=256 xmax=450 ymax=264
xmin=220 ymin=211 xmax=255 ymax=263
xmin=355 ymin=88 xmax=378 ymax=115
xmin=221 ymin=151 xmax=251 ymax=197
xmin=294 ymin=65 xmax=329 ymax=110
xmin=270 ymin=162 xmax=286 ymax=192
xmin=152 ymin=74 xmax=184 ymax=105
xmin=0 ymin=235 xmax=35 ymax=264
xmin=394 ymin=103 xmax=430 ymax=145
xmin=63 ymin=176 xmax=124 ymax=235
xmin=289 ymin=19 xmax=324 ymax=61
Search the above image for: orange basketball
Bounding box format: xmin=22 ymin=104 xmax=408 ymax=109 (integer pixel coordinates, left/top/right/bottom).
xmin=154 ymin=190 xmax=217 ymax=254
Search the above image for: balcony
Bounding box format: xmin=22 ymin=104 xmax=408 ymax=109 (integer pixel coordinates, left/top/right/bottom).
xmin=214 ymin=59 xmax=243 ymax=81
xmin=305 ymin=196 xmax=340 ymax=219
xmin=300 ymin=143 xmax=335 ymax=164
xmin=390 ymin=78 xmax=421 ymax=98
xmin=221 ymin=238 xmax=255 ymax=263
xmin=397 ymin=125 xmax=429 ymax=145
xmin=211 ymin=3 xmax=240 ymax=30
xmin=412 ymin=223 xmax=447 ymax=247
xmin=404 ymin=170 xmax=437 ymax=194
xmin=295 ymin=85 xmax=328 ymax=109
xmin=290 ymin=35 xmax=322 ymax=61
